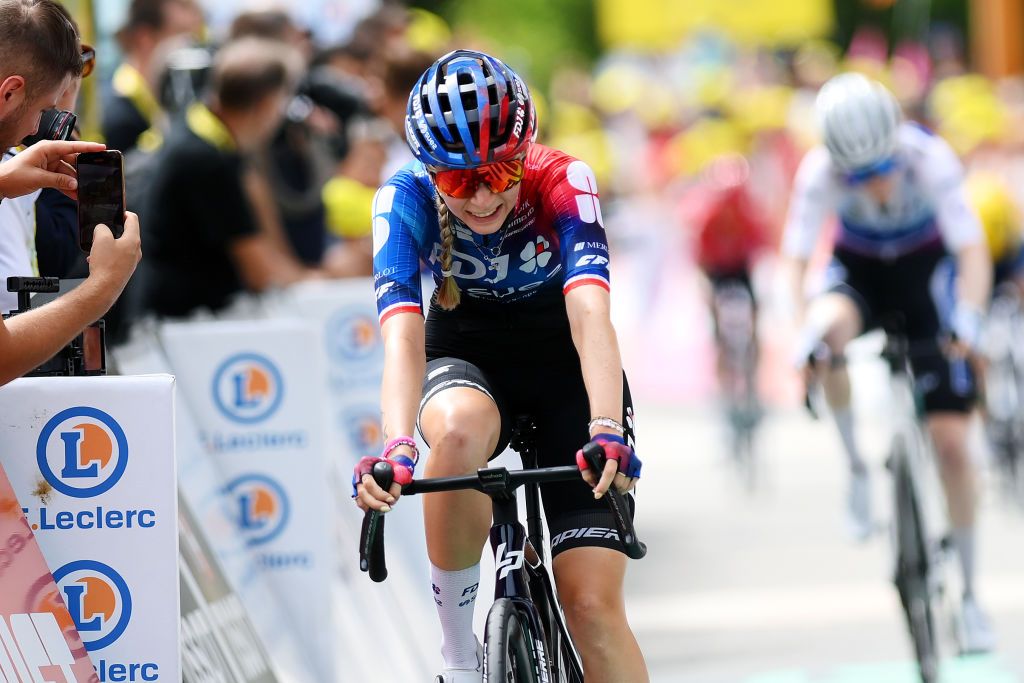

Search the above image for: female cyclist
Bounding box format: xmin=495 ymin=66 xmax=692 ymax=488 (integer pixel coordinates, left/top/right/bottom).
xmin=352 ymin=49 xmax=649 ymax=682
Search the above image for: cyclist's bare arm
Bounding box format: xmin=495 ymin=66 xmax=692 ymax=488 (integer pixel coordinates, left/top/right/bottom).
xmin=956 ymin=241 xmax=992 ymax=312
xmin=565 ymin=284 xmax=627 ymax=496
xmin=355 ymin=310 xmax=424 ymax=511
xmin=781 ymin=147 xmax=834 ymax=326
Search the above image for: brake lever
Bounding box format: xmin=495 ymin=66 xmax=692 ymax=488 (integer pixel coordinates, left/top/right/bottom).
xmin=359 ymin=461 xmax=394 ymax=582
xmin=581 ymin=441 xmax=647 ymax=560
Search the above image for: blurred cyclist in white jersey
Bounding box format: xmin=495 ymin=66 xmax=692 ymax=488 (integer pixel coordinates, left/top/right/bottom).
xmin=783 ymin=73 xmax=994 ymax=653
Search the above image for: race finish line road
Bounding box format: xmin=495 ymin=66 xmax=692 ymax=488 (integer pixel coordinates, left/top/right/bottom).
xmin=626 ymin=404 xmax=1024 ymax=683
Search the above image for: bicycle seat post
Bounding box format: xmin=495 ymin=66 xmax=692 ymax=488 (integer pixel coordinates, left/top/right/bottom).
xmin=511 ymin=415 xmax=545 ymax=561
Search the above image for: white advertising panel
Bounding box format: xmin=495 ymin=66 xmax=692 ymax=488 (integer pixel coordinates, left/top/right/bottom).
xmin=112 ymin=333 xmax=316 ymax=683
xmin=0 ymin=376 xmax=179 ymax=682
xmin=271 ymin=280 xmax=383 ymax=471
xmin=159 ymin=320 xmax=335 ymax=681
xmin=273 ymin=280 xmax=440 ymax=678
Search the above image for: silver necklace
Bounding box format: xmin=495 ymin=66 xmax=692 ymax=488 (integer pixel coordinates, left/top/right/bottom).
xmin=464 ymin=221 xmax=509 ymax=269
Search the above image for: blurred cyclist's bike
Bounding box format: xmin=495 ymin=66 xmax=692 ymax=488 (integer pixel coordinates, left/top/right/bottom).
xmin=805 ymin=321 xmax=956 ymax=683
xmin=712 ymin=281 xmax=761 ymax=489
xmin=981 ymin=284 xmax=1024 ymax=507
xmin=881 ymin=321 xmax=958 ymax=683
xmin=358 ymin=416 xmax=646 ymax=682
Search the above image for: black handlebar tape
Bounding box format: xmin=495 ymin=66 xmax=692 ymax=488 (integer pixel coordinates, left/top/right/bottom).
xmin=359 ymin=462 xmax=395 ymax=582
xmin=581 ymin=442 xmax=647 ymax=560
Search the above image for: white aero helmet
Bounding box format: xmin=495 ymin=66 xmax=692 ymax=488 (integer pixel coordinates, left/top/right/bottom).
xmin=816 ymin=73 xmax=902 ymax=172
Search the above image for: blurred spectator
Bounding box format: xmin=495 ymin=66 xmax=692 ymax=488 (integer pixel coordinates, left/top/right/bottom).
xmin=139 ymin=37 xmax=320 ymax=318
xmin=230 ymin=9 xmax=372 ymax=273
xmin=35 ymin=10 xmax=92 ymax=280
xmin=0 ymin=0 xmax=141 ymax=384
xmin=0 ymin=0 xmax=86 ymax=313
xmin=320 ymin=117 xmax=393 ymax=277
xmin=373 ymin=48 xmax=439 ymax=177
xmin=104 ymin=0 xmax=203 ymax=153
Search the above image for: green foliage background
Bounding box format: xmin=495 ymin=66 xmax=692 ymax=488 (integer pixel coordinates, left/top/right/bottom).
xmin=409 ymin=0 xmax=600 ymax=89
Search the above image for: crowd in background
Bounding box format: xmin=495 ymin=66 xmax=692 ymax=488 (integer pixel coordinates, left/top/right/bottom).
xmin=5 ymin=0 xmax=1024 ymax=396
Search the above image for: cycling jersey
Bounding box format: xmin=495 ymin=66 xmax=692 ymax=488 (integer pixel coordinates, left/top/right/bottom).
xmin=693 ymin=184 xmax=770 ymax=274
xmin=372 ymin=144 xmax=611 ymax=323
xmin=783 ymin=123 xmax=982 ymax=261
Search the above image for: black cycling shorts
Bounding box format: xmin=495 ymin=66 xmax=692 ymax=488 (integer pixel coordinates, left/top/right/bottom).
xmin=824 ymin=244 xmax=976 ymax=413
xmin=418 ymin=290 xmax=636 ymax=558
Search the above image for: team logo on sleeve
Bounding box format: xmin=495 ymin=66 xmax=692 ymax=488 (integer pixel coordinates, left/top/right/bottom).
xmin=372 ymin=186 xmax=396 ymax=257
xmin=567 ymin=161 xmax=603 ymax=227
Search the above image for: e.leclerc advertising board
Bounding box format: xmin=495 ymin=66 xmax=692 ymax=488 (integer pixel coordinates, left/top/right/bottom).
xmin=159 ymin=319 xmax=335 ymax=681
xmin=0 ymin=375 xmax=179 ymax=682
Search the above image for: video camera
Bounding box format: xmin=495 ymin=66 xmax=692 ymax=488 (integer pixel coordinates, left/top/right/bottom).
xmin=3 ymin=277 xmax=106 ymax=377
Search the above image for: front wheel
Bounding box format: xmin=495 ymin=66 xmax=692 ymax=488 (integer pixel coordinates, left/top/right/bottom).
xmin=484 ymin=598 xmax=544 ymax=683
xmin=892 ymin=444 xmax=938 ymax=683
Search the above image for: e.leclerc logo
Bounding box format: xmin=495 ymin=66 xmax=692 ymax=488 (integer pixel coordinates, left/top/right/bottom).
xmin=343 ymin=404 xmax=383 ymax=454
xmin=28 ymin=407 xmax=155 ymax=532
xmin=223 ymin=474 xmax=308 ymax=568
xmin=326 ymin=308 xmax=382 ymax=367
xmin=206 ymin=353 xmax=307 ymax=454
xmin=213 ymin=352 xmax=284 ymax=424
xmin=54 ymin=560 xmax=158 ymax=681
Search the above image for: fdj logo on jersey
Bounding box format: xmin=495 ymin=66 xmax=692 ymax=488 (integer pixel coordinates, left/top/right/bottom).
xmin=213 ymin=353 xmax=284 ymax=424
xmin=223 ymin=474 xmax=289 ymax=546
xmin=54 ymin=561 xmax=158 ymax=681
xmin=326 ymin=308 xmax=382 ymax=365
xmin=37 ymin=407 xmax=128 ymax=498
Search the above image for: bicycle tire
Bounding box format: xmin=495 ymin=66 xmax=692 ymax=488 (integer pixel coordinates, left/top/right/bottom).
xmin=484 ymin=598 xmax=543 ymax=683
xmin=892 ymin=445 xmax=939 ymax=683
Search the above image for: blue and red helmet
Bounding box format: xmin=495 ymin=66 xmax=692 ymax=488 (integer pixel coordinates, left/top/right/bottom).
xmin=405 ymin=49 xmax=537 ymax=169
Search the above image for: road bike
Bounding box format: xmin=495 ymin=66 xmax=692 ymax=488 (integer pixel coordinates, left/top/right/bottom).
xmin=880 ymin=322 xmax=957 ymax=683
xmin=981 ymin=285 xmax=1024 ymax=507
xmin=358 ymin=416 xmax=646 ymax=682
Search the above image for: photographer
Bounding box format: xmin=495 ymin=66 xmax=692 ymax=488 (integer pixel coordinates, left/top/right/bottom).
xmin=140 ymin=37 xmax=320 ymax=318
xmin=0 ymin=0 xmax=142 ymax=385
xmin=104 ymin=0 xmax=203 ymax=153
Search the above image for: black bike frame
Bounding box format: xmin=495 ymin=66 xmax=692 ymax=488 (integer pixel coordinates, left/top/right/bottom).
xmin=359 ymin=418 xmax=645 ymax=681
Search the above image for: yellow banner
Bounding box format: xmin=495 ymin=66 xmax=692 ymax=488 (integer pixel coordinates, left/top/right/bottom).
xmin=597 ymin=0 xmax=833 ymax=49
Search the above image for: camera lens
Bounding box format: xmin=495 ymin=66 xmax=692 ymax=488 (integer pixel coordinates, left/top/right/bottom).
xmin=21 ymin=109 xmax=77 ymax=147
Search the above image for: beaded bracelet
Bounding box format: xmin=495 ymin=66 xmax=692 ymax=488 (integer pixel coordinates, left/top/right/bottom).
xmin=383 ymin=436 xmax=419 ymax=464
xmin=588 ymin=416 xmax=625 ymax=434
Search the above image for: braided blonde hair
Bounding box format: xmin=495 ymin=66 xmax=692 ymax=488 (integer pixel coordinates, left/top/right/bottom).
xmin=435 ymin=195 xmax=461 ymax=310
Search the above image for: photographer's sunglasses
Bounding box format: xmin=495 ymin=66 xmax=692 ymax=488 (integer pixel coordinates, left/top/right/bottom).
xmin=81 ymin=44 xmax=95 ymax=78
xmin=431 ymin=158 xmax=525 ymax=198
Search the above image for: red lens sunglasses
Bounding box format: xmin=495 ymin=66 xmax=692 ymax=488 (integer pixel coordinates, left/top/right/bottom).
xmin=431 ymin=158 xmax=525 ymax=199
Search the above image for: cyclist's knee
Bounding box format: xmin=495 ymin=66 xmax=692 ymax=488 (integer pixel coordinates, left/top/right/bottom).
xmin=927 ymin=413 xmax=973 ymax=475
xmin=421 ymin=389 xmax=499 ymax=472
xmin=559 ymin=583 xmax=625 ymax=637
xmin=554 ymin=550 xmax=628 ymax=637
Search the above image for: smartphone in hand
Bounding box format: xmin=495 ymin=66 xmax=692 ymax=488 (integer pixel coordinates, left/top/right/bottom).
xmin=76 ymin=150 xmax=125 ymax=253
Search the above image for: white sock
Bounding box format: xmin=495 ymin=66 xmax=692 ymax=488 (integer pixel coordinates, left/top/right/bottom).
xmin=953 ymin=527 xmax=977 ymax=600
xmin=431 ymin=563 xmax=481 ymax=669
xmin=833 ymin=408 xmax=866 ymax=474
